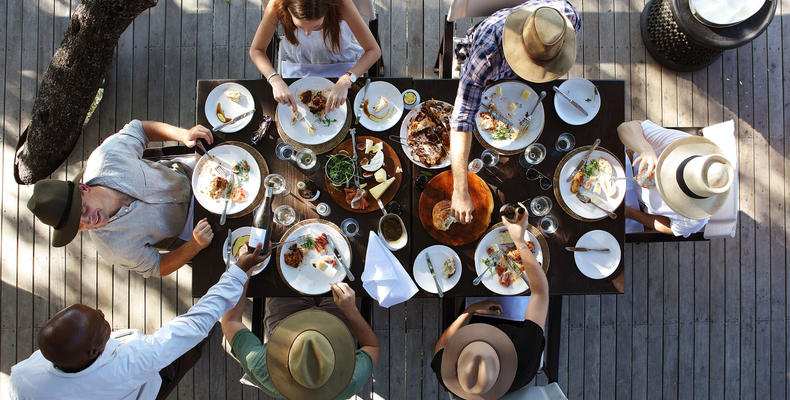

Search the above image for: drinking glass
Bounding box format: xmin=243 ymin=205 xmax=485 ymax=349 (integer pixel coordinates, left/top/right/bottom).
xmin=468 ymin=158 xmax=483 ymax=174
xmin=273 ymin=205 xmax=296 ymax=226
xmin=316 ymin=202 xmax=331 ymax=217
xmin=529 ymin=195 xmax=552 ymax=217
xmin=263 ymin=173 xmax=289 ymax=196
xmin=520 ymin=143 xmax=546 ymax=167
xmin=275 ymin=142 xmax=295 ymax=161
xmin=540 ymin=215 xmax=558 ymax=234
xmin=525 ymin=168 xmax=552 ymax=190
xmin=295 ymin=147 xmax=317 ymax=170
xmin=341 ymin=218 xmax=360 ymax=237
xmin=481 ymin=149 xmax=500 ymax=167
xmin=555 ymin=132 xmax=575 ymax=152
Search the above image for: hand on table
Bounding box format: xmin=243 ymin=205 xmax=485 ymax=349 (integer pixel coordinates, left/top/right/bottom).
xmin=465 ymin=300 xmax=503 ymax=316
xmin=271 ymin=76 xmax=297 ymax=112
xmin=331 ymin=282 xmax=358 ymax=315
xmin=236 ymin=242 xmax=271 ymax=276
xmin=451 ymin=189 xmax=474 ymax=224
xmin=192 ymin=218 xmax=214 ymax=249
xmin=182 ymin=125 xmax=213 ymax=148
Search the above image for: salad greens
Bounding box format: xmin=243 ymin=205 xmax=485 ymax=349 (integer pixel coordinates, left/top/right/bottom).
xmin=491 ymin=124 xmax=512 ymax=140
xmin=581 ymin=159 xmax=600 ymax=176
xmin=316 ymin=113 xmax=337 ymax=127
xmin=301 ymin=237 xmax=315 ymax=250
xmin=326 ymin=155 xmax=355 ymax=186
xmin=232 ymin=160 xmax=250 ymax=183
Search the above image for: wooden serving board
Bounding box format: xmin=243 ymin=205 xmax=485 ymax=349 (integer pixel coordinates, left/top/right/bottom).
xmin=324 ymin=136 xmax=404 ymax=213
xmin=418 ymin=171 xmax=494 ymax=246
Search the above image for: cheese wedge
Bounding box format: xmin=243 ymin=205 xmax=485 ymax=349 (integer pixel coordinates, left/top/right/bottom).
xmin=508 ymin=102 xmax=517 ymax=111
xmin=364 ymin=139 xmax=374 ymax=153
xmin=496 ymin=86 xmax=503 ymax=97
xmin=370 ymin=176 xmax=395 ymax=199
xmin=367 ymin=142 xmax=383 ymax=154
xmin=372 ymin=96 xmax=389 ymax=113
xmin=374 ymin=168 xmax=387 ymax=183
xmin=395 ymin=166 xmax=403 ymax=173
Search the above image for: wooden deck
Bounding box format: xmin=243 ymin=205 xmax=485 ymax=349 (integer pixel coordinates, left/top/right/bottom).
xmin=1 ymin=0 xmax=789 ymax=399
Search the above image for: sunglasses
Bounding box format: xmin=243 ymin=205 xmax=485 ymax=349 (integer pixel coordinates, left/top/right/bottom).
xmin=526 ymin=168 xmax=552 ymax=190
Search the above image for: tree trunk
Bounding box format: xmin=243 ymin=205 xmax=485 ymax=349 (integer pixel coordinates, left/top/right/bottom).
xmin=14 ymin=0 xmax=157 ymax=185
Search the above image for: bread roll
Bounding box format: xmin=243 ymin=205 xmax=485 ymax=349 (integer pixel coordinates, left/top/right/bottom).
xmin=432 ymin=200 xmax=456 ymax=231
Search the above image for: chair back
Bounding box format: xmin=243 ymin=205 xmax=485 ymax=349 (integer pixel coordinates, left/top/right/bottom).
xmin=500 ymin=382 xmax=568 ymax=400
xmin=353 ymin=0 xmax=376 ymax=21
xmin=447 ymin=0 xmax=525 ymax=21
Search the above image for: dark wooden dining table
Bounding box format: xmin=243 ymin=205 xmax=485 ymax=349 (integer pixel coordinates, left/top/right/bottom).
xmin=191 ymin=77 xmax=625 ymax=299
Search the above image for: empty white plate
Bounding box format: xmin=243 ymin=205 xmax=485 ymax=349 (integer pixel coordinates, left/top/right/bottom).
xmin=573 ymin=230 xmax=621 ymax=279
xmin=554 ymin=78 xmax=601 ymax=126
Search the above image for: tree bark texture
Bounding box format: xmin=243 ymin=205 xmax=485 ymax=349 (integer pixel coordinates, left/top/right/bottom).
xmin=14 ymin=0 xmax=157 ymax=185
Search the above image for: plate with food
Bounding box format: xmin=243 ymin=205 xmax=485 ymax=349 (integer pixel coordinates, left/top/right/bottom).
xmin=474 ymin=81 xmax=544 ymax=154
xmin=276 ymin=219 xmax=351 ymax=295
xmin=554 ymin=145 xmax=626 ymax=221
xmin=204 ymin=82 xmax=255 ymax=133
xmin=573 ymin=230 xmax=621 ymax=279
xmin=192 ymin=143 xmax=261 ymax=216
xmin=413 ymin=245 xmax=462 ymax=294
xmin=399 ymin=100 xmax=453 ymax=169
xmin=553 ymin=78 xmax=601 ymax=125
xmin=276 ymin=76 xmax=348 ymax=145
xmin=418 ymin=170 xmax=493 ymax=246
xmin=474 ymin=225 xmax=545 ymax=295
xmin=353 ymin=81 xmax=404 ymax=132
xmin=222 ymin=227 xmax=271 ymax=275
xmin=324 ymin=136 xmax=403 ymax=213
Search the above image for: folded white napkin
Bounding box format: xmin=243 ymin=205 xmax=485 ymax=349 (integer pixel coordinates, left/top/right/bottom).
xmin=361 ymin=231 xmax=418 ymax=308
xmin=702 ymin=120 xmax=738 ymax=238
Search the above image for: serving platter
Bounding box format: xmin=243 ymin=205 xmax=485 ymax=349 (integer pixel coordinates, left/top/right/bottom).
xmin=276 ymin=219 xmax=351 ymax=295
xmin=553 ymin=145 xmax=626 ymax=222
xmin=473 ymin=223 xmax=549 ymax=295
xmin=398 ymin=100 xmax=453 ymax=169
xmin=473 ymin=80 xmax=545 ymax=155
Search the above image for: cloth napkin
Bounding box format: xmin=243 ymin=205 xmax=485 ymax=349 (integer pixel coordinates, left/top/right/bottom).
xmin=701 ymin=120 xmax=738 ymax=238
xmin=361 ymin=231 xmax=418 ymax=308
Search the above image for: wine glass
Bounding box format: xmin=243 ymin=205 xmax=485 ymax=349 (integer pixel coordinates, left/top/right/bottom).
xmin=520 ymin=143 xmax=546 ymax=167
xmin=481 ymin=149 xmax=500 ymax=167
xmin=540 ymin=215 xmax=558 ymax=234
xmin=295 ymin=147 xmax=317 ymax=170
xmin=263 ymin=173 xmax=289 ymax=196
xmin=273 ymin=205 xmax=297 ymax=226
xmin=529 ymin=195 xmax=552 ymax=217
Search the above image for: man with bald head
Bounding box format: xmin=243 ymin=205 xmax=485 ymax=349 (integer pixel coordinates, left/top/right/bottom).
xmin=9 ymin=244 xmax=271 ymax=400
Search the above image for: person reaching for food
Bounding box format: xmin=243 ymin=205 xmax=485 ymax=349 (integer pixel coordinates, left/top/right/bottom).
xmin=431 ymin=206 xmax=549 ymax=398
xmin=617 ymin=120 xmax=735 ymax=237
xmin=27 ymin=120 xmax=214 ymax=278
xmin=249 ymin=0 xmax=382 ymax=113
xmin=448 ymin=1 xmax=581 ymax=224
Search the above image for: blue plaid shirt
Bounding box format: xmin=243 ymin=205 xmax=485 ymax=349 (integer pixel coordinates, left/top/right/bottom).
xmin=450 ymin=0 xmax=581 ymax=132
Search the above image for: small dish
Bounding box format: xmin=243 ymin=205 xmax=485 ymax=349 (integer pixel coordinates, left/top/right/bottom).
xmin=402 ymin=89 xmax=420 ymax=110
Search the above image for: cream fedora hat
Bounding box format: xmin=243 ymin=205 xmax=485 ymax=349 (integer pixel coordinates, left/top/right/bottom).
xmin=503 ymin=6 xmax=577 ymax=83
xmin=655 ymin=136 xmax=734 ymax=220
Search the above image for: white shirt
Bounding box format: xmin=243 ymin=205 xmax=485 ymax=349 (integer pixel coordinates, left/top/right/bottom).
xmin=625 ymin=120 xmax=709 ymax=237
xmin=279 ymin=20 xmax=364 ymax=78
xmin=8 ymin=265 xmax=249 ymax=400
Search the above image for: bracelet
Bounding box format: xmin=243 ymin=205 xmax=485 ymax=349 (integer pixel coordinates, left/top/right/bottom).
xmin=266 ymin=72 xmax=280 ymax=82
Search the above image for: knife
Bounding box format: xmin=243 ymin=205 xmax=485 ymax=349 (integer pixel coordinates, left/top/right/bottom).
xmin=327 ymin=236 xmax=355 ymax=281
xmin=493 ymin=244 xmax=529 ymax=286
xmin=425 ymin=253 xmax=444 ymax=297
xmin=565 ymin=247 xmax=611 ymax=253
xmin=552 ymin=86 xmax=588 ymax=116
xmin=565 ymin=138 xmax=601 ymax=182
xmin=225 ymin=229 xmax=233 ymax=270
xmin=213 ymin=109 xmax=255 ymax=132
xmin=355 ymin=78 xmax=372 ymax=124
xmin=483 ymin=102 xmax=518 ymax=130
xmin=293 ymin=109 xmax=315 ymax=131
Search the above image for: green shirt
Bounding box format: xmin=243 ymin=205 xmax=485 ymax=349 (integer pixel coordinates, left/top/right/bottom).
xmin=230 ymin=329 xmax=373 ymax=399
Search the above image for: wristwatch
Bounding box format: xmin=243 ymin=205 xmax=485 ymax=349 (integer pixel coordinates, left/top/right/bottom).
xmin=345 ymin=71 xmax=357 ymax=83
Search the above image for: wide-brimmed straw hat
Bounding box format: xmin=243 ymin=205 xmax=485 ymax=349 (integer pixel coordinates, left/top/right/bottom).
xmin=503 ymin=6 xmax=577 ymax=83
xmin=655 ymin=136 xmax=734 ymax=220
xmin=27 ymin=171 xmax=83 ymax=247
xmin=267 ymin=310 xmax=356 ymax=400
xmin=440 ymin=323 xmax=518 ymax=400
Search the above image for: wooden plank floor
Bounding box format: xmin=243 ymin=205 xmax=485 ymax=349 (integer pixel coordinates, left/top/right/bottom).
xmin=1 ymin=0 xmax=789 ymax=398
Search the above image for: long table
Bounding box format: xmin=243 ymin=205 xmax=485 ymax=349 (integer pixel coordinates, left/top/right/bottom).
xmin=192 ymin=77 xmax=625 ymax=298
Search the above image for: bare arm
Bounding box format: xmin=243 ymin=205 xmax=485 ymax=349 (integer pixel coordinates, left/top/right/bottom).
xmin=626 ymin=205 xmax=673 ymax=234
xmin=331 ymin=283 xmax=380 ymax=364
xmin=450 ymin=129 xmax=474 ymax=223
xmin=140 ymin=121 xmax=212 ymax=147
xmin=159 ymin=218 xmax=214 ymax=276
xmin=248 ymin=1 xmax=279 ymax=80
xmin=339 ymin=0 xmax=381 ymax=78
xmin=434 ymin=300 xmax=502 ymax=354
xmin=617 ymin=121 xmax=653 ymax=155
xmin=220 ymin=281 xmax=250 ymax=343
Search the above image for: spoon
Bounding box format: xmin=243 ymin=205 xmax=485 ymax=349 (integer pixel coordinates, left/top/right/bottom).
xmin=576 ymin=193 xmax=617 ymax=219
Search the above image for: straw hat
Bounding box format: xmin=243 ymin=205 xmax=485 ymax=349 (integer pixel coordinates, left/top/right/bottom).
xmin=655 ymin=136 xmax=734 ymax=220
xmin=27 ymin=171 xmax=83 ymax=247
xmin=266 ymin=310 xmax=356 ymax=400
xmin=503 ymin=6 xmax=577 ymax=83
xmin=440 ymin=324 xmax=517 ymax=400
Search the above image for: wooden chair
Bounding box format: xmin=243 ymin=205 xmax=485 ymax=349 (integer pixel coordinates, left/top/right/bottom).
xmin=625 ymin=122 xmax=739 ymax=242
xmin=435 ymin=0 xmax=525 ymax=78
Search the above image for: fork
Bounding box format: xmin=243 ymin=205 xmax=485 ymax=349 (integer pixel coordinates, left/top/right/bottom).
xmin=219 ymin=174 xmax=234 ymax=226
xmin=197 ymin=141 xmax=231 ymax=178
xmin=519 ymin=91 xmax=547 ymax=131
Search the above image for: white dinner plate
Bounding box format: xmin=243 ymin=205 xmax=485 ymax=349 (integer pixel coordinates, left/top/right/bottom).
xmin=573 ymin=230 xmax=621 ymax=279
xmin=192 ymin=144 xmax=261 ymax=216
xmin=276 ymin=76 xmax=348 ymax=145
xmin=222 ymin=227 xmax=270 ymax=276
xmin=399 ymin=100 xmax=453 ymax=169
xmin=278 ymin=222 xmax=350 ymax=295
xmin=554 ymin=78 xmax=601 ymax=125
xmin=204 ymin=82 xmax=255 ymax=133
xmin=413 ymin=245 xmax=462 ymax=294
xmin=353 ymin=81 xmax=404 ymax=132
xmin=475 ymin=81 xmax=544 ymax=152
xmin=474 ymin=227 xmax=544 ymax=295
xmin=556 ymin=148 xmax=626 ymax=220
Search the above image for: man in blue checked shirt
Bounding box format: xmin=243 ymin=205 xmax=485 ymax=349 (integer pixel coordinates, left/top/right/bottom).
xmin=449 ymin=2 xmax=581 ymax=224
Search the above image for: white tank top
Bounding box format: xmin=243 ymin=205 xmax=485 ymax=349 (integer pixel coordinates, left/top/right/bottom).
xmin=279 ymin=20 xmax=364 ymax=78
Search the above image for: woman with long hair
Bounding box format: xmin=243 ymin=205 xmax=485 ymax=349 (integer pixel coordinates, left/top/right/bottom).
xmin=250 ymin=0 xmax=381 ymax=112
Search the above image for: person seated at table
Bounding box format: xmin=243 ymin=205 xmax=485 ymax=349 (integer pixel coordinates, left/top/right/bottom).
xmin=449 ymin=1 xmax=581 ymax=224
xmin=220 ymin=282 xmax=379 ymax=399
xmin=618 ymin=120 xmax=735 ymax=237
xmin=8 ymin=244 xmax=270 ymax=400
xmin=26 ymin=120 xmax=215 ymax=278
xmin=431 ymin=209 xmax=548 ymax=399
xmin=249 ymin=0 xmax=382 ymax=113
